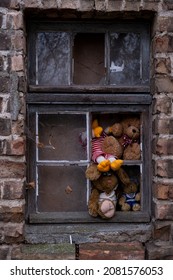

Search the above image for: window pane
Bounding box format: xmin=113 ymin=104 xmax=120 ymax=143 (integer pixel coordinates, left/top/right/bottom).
xmin=37 ymin=32 xmax=70 ymax=85
xmin=38 ymin=113 xmax=87 ymax=161
xmin=37 ymin=166 xmax=87 ymax=212
xmin=73 ymin=33 xmax=105 ymax=85
xmin=110 ymin=33 xmax=141 ymax=86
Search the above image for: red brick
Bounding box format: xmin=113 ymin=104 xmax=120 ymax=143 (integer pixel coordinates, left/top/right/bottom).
xmin=155 ymin=58 xmax=171 ymax=74
xmin=0 ymin=118 xmax=11 ymax=136
xmin=155 ymin=202 xmax=173 ymax=220
xmin=79 ymin=242 xmax=145 ymax=260
xmin=153 ymin=224 xmax=171 ymax=241
xmin=153 ymin=97 xmax=172 ymax=114
xmin=3 ymin=223 xmax=24 ymax=243
xmin=155 ymin=159 xmax=173 ymax=178
xmin=146 ymin=243 xmax=173 ymax=260
xmin=153 ymin=183 xmax=173 ymax=199
xmin=0 ymin=161 xmax=25 ymax=179
xmin=2 ymin=181 xmax=24 ymax=199
xmin=8 ymin=137 xmax=25 ymax=155
xmin=153 ymin=118 xmax=173 ymax=134
xmin=155 ymin=138 xmax=173 ymax=156
xmin=155 ymin=77 xmax=173 ymax=93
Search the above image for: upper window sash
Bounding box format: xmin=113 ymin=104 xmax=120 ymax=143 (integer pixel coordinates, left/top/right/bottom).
xmin=27 ymin=21 xmax=150 ymax=92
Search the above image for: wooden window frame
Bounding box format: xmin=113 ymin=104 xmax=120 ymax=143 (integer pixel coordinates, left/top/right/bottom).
xmin=26 ymin=21 xmax=152 ymax=224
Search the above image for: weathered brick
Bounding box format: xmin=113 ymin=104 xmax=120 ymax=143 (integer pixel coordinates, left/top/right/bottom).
xmin=3 ymin=223 xmax=24 ymax=243
xmin=79 ymin=0 xmax=95 ymax=11
xmin=153 ymin=223 xmax=171 ymax=242
xmin=11 ymin=30 xmax=26 ymax=52
xmin=0 ymin=245 xmax=9 ymax=259
xmin=24 ymin=0 xmax=42 ymax=8
xmin=146 ymin=243 xmax=173 ymax=259
xmin=0 ymin=76 xmax=10 ymax=93
xmin=0 ymin=118 xmax=11 ymax=136
xmin=153 ymin=96 xmax=172 ymax=114
xmin=155 ymin=159 xmax=173 ymax=178
xmin=0 ymin=97 xmax=3 ymax=112
xmin=2 ymin=181 xmax=24 ymax=199
xmin=155 ymin=138 xmax=173 ymax=156
xmin=0 ymin=139 xmax=7 ymax=155
xmin=155 ymin=202 xmax=173 ymax=220
xmin=0 ymin=33 xmax=11 ymax=50
xmin=79 ymin=242 xmax=145 ymax=260
xmin=11 ymin=244 xmax=75 ymax=260
xmin=125 ymin=0 xmax=140 ymax=11
xmin=164 ymin=0 xmax=173 ymax=10
xmin=0 ymin=161 xmax=25 ymax=179
xmin=0 ymin=13 xmax=3 ymax=28
xmin=0 ymin=56 xmax=3 ymax=71
xmin=153 ymin=35 xmax=172 ymax=53
xmin=11 ymin=55 xmax=24 ymax=71
xmin=143 ymin=0 xmax=160 ymax=11
xmin=18 ymin=76 xmax=26 ymax=92
xmin=7 ymin=12 xmax=23 ymax=30
xmin=7 ymin=137 xmax=25 ymax=155
xmin=155 ymin=77 xmax=173 ymax=93
xmin=155 ymin=58 xmax=171 ymax=74
xmin=153 ymin=183 xmax=173 ymax=200
xmin=153 ymin=118 xmax=173 ymax=134
xmin=0 ymin=0 xmax=11 ymax=8
xmin=41 ymin=0 xmax=57 ymax=9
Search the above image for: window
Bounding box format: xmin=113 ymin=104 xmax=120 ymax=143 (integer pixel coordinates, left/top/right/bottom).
xmin=26 ymin=21 xmax=151 ymax=223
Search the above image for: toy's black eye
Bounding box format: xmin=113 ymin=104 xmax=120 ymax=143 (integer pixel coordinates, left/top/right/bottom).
xmin=102 ymin=171 xmax=112 ymax=176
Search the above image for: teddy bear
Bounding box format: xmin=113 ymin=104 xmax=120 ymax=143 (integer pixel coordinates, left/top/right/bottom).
xmin=80 ymin=119 xmax=123 ymax=172
xmin=106 ymin=116 xmax=141 ymax=160
xmin=85 ymin=164 xmax=132 ymax=219
xmin=118 ymin=168 xmax=141 ymax=211
xmin=91 ymin=119 xmax=123 ymax=172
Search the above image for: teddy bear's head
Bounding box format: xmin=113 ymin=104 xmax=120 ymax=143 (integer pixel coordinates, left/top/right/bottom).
xmin=121 ymin=181 xmax=138 ymax=194
xmin=121 ymin=117 xmax=140 ymax=140
xmin=92 ymin=170 xmax=118 ymax=194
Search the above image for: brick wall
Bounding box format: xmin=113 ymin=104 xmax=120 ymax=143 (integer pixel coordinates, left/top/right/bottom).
xmin=0 ymin=0 xmax=173 ymax=260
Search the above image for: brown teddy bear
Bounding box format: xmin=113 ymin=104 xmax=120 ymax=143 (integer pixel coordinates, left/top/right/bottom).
xmin=85 ymin=164 xmax=131 ymax=219
xmin=118 ymin=169 xmax=141 ymax=211
xmin=107 ymin=116 xmax=141 ymax=160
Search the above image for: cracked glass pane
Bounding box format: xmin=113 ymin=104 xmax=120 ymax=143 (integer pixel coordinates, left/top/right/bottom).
xmin=110 ymin=33 xmax=141 ymax=86
xmin=37 ymin=32 xmax=70 ymax=85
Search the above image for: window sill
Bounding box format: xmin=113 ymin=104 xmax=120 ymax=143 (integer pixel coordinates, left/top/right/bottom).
xmin=29 ymin=211 xmax=150 ymax=224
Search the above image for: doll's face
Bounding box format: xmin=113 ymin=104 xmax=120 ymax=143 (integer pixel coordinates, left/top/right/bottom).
xmin=93 ymin=171 xmax=118 ymax=194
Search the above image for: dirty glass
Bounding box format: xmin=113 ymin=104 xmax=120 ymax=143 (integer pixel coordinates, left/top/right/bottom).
xmin=37 ymin=113 xmax=87 ymax=161
xmin=37 ymin=165 xmax=87 ymax=212
xmin=110 ymin=33 xmax=141 ymax=86
xmin=37 ymin=32 xmax=70 ymax=85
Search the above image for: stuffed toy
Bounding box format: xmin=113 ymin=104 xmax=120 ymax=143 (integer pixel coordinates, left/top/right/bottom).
xmin=91 ymin=119 xmax=123 ymax=172
xmin=80 ymin=119 xmax=123 ymax=172
xmin=85 ymin=164 xmax=132 ymax=219
xmin=118 ymin=168 xmax=141 ymax=211
xmin=107 ymin=116 xmax=141 ymax=160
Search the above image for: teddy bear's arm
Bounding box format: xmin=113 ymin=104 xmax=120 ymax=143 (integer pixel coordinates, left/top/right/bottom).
xmin=88 ymin=189 xmax=100 ymax=217
xmin=135 ymin=192 xmax=141 ymax=202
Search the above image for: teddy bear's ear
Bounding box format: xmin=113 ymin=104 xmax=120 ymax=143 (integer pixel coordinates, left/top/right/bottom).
xmin=116 ymin=167 xmax=131 ymax=185
xmin=85 ymin=163 xmax=101 ymax=181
